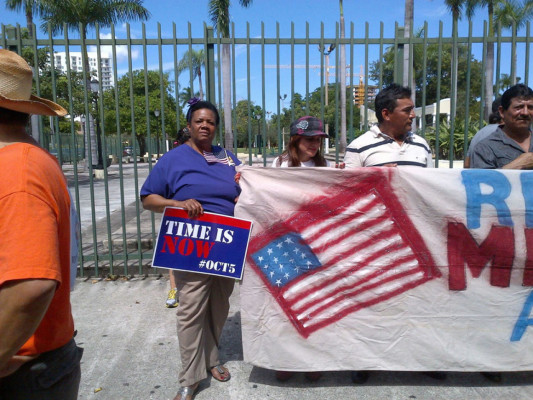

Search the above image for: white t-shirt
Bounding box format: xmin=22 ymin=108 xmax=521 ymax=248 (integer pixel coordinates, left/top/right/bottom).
xmin=271 ymin=157 xmax=331 ymax=168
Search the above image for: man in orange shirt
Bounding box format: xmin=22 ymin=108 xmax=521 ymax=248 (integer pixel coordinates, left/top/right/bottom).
xmin=0 ymin=49 xmax=82 ymax=399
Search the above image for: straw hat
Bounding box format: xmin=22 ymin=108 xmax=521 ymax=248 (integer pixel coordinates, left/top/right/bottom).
xmin=0 ymin=49 xmax=67 ymax=116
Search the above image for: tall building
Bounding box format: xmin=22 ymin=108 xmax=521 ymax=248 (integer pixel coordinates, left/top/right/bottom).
xmin=52 ymin=51 xmax=114 ymax=91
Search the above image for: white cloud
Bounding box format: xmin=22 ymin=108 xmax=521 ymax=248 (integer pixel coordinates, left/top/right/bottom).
xmin=88 ymin=32 xmax=140 ymax=63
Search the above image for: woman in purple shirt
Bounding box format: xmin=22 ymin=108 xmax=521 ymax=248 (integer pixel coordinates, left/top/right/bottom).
xmin=141 ymin=99 xmax=240 ymax=400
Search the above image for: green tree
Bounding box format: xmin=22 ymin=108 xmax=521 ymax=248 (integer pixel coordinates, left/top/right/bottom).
xmin=465 ymin=0 xmax=498 ymax=120
xmin=39 ymin=0 xmax=150 ymax=165
xmin=494 ymin=0 xmax=533 ymax=84
xmin=208 ymin=0 xmax=254 ymax=149
xmin=39 ymin=67 xmax=87 ymax=118
xmin=177 ymin=49 xmax=206 ymax=100
xmin=445 ymin=0 xmax=466 ymax=119
xmin=40 ymin=0 xmax=150 ymax=80
xmin=369 ymin=41 xmax=483 ymax=120
xmin=102 ymin=70 xmax=177 ymax=159
xmin=232 ymin=100 xmax=263 ymax=148
xmin=178 ymin=86 xmax=200 ymax=109
xmin=496 ymin=73 xmax=521 ymax=93
xmin=5 ymin=0 xmax=45 ymax=38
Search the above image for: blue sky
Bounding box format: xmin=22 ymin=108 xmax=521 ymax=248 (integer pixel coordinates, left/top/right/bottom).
xmin=2 ymin=0 xmax=531 ymax=114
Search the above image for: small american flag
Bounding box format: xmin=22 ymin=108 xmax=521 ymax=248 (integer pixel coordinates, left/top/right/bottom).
xmin=203 ymin=146 xmax=234 ymax=166
xmin=248 ymin=172 xmax=440 ymax=337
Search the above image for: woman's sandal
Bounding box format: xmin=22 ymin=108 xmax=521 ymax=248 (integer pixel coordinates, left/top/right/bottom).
xmin=173 ymin=383 xmax=198 ymax=400
xmin=210 ymin=365 xmax=231 ymax=382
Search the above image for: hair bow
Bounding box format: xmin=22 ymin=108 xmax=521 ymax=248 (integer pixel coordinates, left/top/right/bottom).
xmin=187 ymin=97 xmax=200 ymax=106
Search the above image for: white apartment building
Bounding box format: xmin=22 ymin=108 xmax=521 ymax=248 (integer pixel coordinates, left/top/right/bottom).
xmin=53 ymin=51 xmax=114 ymax=91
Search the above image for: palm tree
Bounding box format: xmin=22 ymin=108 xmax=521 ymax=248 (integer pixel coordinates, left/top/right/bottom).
xmin=404 ymin=0 xmax=416 ymax=131
xmin=177 ymin=49 xmax=206 ymax=100
xmin=339 ymin=0 xmax=347 ymax=152
xmin=466 ymin=0 xmax=497 ymax=120
xmin=496 ymin=73 xmax=521 ymax=93
xmin=444 ymin=0 xmax=465 ymax=119
xmin=209 ymin=0 xmax=254 ymax=149
xmin=39 ymin=0 xmax=150 ymax=166
xmin=494 ymin=0 xmax=533 ymax=84
xmin=40 ymin=0 xmax=149 ymax=82
xmin=5 ymin=0 xmax=44 ymax=38
xmin=179 ymin=86 xmax=200 ymax=108
xmin=403 ymin=0 xmax=413 ymax=87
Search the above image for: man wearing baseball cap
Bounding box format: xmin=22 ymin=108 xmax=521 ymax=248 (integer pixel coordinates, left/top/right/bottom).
xmin=0 ymin=49 xmax=82 ymax=399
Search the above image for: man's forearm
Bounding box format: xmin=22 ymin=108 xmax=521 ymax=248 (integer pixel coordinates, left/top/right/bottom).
xmin=0 ymin=279 xmax=56 ymax=369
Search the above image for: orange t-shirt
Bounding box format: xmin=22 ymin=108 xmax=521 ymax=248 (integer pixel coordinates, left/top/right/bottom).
xmin=0 ymin=143 xmax=74 ymax=355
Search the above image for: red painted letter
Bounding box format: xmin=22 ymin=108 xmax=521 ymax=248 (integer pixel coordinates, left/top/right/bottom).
xmin=195 ymin=241 xmax=215 ymax=258
xmin=161 ymin=235 xmax=178 ymax=254
xmin=447 ymin=222 xmax=514 ymax=290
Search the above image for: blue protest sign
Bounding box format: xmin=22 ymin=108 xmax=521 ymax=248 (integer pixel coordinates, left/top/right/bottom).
xmin=152 ymin=207 xmax=253 ymax=280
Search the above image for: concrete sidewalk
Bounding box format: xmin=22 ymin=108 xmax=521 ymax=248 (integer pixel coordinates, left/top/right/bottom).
xmin=71 ymin=277 xmax=533 ymax=400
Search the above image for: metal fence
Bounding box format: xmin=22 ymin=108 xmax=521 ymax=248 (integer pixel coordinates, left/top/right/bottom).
xmin=1 ymin=20 xmax=531 ymax=277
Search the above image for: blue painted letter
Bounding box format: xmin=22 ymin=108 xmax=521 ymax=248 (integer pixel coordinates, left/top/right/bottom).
xmin=521 ymin=173 xmax=533 ymax=228
xmin=462 ymin=170 xmax=513 ymax=229
xmin=511 ymin=290 xmax=533 ymax=341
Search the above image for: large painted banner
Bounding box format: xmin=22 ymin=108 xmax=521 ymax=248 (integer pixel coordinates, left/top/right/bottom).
xmin=235 ymin=166 xmax=533 ymax=371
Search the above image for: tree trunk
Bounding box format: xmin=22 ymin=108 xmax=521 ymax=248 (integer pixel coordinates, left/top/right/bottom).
xmin=339 ymin=0 xmax=347 ymax=152
xmin=404 ymin=0 xmax=416 ymax=131
xmin=484 ymin=3 xmax=495 ymax=121
xmin=82 ymin=28 xmax=98 ymax=166
xmin=222 ymin=43 xmax=233 ymax=149
xmin=403 ymin=0 xmax=413 ymax=87
xmin=137 ymin=134 xmax=147 ymax=162
xmin=197 ymin=67 xmax=204 ymax=100
xmin=451 ymin=15 xmax=459 ymax=119
xmin=511 ymin=27 xmax=517 ymax=84
xmin=26 ymin=9 xmax=33 ymax=38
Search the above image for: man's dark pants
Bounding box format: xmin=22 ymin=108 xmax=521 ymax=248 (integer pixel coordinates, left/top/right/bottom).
xmin=0 ymin=338 xmax=83 ymax=400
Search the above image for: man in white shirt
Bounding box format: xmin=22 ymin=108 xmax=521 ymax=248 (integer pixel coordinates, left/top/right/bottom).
xmin=344 ymin=83 xmax=433 ymax=168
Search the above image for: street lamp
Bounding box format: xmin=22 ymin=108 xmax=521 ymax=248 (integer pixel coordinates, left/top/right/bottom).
xmin=90 ymin=78 xmax=104 ymax=169
xmin=279 ymin=94 xmax=287 ymax=110
xmin=154 ymin=109 xmax=160 ymax=159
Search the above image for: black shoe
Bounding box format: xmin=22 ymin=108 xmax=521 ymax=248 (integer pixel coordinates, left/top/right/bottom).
xmin=481 ymin=372 xmax=502 ymax=383
xmin=423 ymin=371 xmax=447 ymax=380
xmin=351 ymin=371 xmax=369 ymax=384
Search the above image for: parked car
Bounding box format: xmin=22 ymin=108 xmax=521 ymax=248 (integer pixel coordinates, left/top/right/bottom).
xmin=123 ymin=146 xmax=134 ymax=156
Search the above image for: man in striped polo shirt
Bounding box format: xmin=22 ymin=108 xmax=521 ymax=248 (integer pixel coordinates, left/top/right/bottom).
xmin=344 ymin=83 xmax=440 ymax=385
xmin=344 ymin=83 xmax=433 ymax=168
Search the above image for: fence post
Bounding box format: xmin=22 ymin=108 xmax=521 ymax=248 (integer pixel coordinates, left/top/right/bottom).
xmin=395 ymin=26 xmax=405 ymax=85
xmin=5 ymin=26 xmax=18 ymax=52
xmin=205 ymin=26 xmax=216 ymax=103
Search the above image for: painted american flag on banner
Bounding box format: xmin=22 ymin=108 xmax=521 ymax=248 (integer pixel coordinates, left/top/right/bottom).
xmin=247 ymin=174 xmax=441 ymax=338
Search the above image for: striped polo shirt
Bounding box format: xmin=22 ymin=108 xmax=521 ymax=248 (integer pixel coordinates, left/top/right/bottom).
xmin=344 ymin=125 xmax=434 ymax=168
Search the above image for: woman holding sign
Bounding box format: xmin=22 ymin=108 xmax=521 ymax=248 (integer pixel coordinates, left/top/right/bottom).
xmin=140 ymin=99 xmax=241 ymax=400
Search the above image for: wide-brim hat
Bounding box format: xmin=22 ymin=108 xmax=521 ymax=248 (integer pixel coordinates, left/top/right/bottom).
xmin=290 ymin=116 xmax=328 ymax=137
xmin=0 ymin=49 xmax=67 ymax=116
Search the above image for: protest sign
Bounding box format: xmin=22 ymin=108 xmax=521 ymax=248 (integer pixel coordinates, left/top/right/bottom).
xmin=236 ymin=166 xmax=533 ymax=371
xmin=152 ymin=207 xmax=252 ymax=280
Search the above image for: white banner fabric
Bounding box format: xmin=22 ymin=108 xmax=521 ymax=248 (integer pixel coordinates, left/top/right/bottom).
xmin=235 ymin=166 xmax=533 ymax=372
